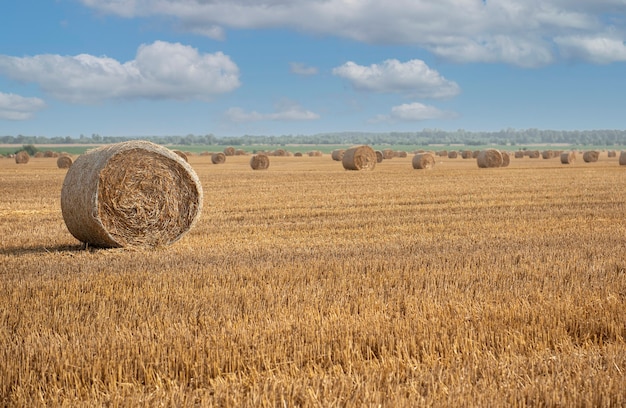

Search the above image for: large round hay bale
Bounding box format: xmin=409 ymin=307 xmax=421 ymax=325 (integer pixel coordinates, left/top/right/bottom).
xmin=224 ymin=146 xmax=236 ymax=156
xmin=342 ymin=145 xmax=377 ymax=171
xmin=583 ymin=151 xmax=599 ymax=163
xmin=560 ymin=151 xmax=576 ymax=164
xmin=375 ymin=150 xmax=383 ymax=163
xmin=412 ymin=153 xmax=435 ymax=169
xmin=56 ymin=155 xmax=73 ymax=169
xmin=15 ymin=151 xmax=29 ymax=164
xmin=477 ymin=149 xmax=503 ymax=168
xmin=620 ymin=151 xmax=626 ymax=166
xmin=60 ymin=141 xmax=203 ymax=248
xmin=172 ymin=150 xmax=188 ymax=162
xmin=331 ymin=149 xmax=345 ymax=161
xmin=500 ymin=151 xmax=510 ymax=167
xmin=211 ymin=152 xmax=226 ymax=164
xmin=250 ymin=153 xmax=270 ymax=170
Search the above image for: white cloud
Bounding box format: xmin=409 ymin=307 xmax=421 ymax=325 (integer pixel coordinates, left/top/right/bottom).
xmin=78 ymin=0 xmax=626 ymax=66
xmin=290 ymin=62 xmax=318 ymax=76
xmin=555 ymin=35 xmax=626 ymax=63
xmin=370 ymin=102 xmax=456 ymax=123
xmin=225 ymin=104 xmax=320 ymax=122
xmin=0 ymin=92 xmax=46 ymax=120
xmin=332 ymin=59 xmax=460 ymax=99
xmin=0 ymin=41 xmax=240 ymax=103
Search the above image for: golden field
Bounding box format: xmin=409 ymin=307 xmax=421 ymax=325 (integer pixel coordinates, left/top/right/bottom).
xmin=1 ymin=151 xmax=625 ymax=407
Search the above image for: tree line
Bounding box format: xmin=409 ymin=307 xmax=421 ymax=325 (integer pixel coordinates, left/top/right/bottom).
xmin=2 ymin=128 xmax=626 ymax=147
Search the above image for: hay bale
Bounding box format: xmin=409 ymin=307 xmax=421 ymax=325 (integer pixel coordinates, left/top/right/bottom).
xmin=211 ymin=152 xmax=226 ymax=164
xmin=477 ymin=149 xmax=503 ymax=168
xmin=514 ymin=151 xmax=524 ymax=158
xmin=342 ymin=145 xmax=377 ymax=171
xmin=541 ymin=150 xmax=554 ymax=159
xmin=619 ymin=151 xmax=626 ymax=166
xmin=394 ymin=151 xmax=408 ymax=158
xmin=172 ymin=150 xmax=188 ymax=162
xmin=583 ymin=151 xmax=599 ymax=163
xmin=461 ymin=150 xmax=472 ymax=159
xmin=331 ymin=149 xmax=345 ymax=161
xmin=528 ymin=150 xmax=540 ymax=158
xmin=224 ymin=146 xmax=236 ymax=156
xmin=412 ymin=153 xmax=435 ymax=169
xmin=60 ymin=140 xmax=203 ymax=248
xmin=294 ymin=152 xmax=303 ymax=157
xmin=382 ymin=149 xmax=394 ymax=160
xmin=608 ymin=150 xmax=617 ymax=158
xmin=500 ymin=151 xmax=510 ymax=167
xmin=250 ymin=153 xmax=270 ymax=170
xmin=560 ymin=151 xmax=576 ymax=164
xmin=56 ymin=155 xmax=73 ymax=169
xmin=375 ymin=150 xmax=383 ymax=163
xmin=447 ymin=151 xmax=458 ymax=159
xmin=273 ymin=149 xmax=288 ymax=157
xmin=15 ymin=151 xmax=30 ymax=164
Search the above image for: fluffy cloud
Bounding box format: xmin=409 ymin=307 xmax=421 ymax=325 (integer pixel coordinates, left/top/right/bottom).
xmin=0 ymin=41 xmax=240 ymax=103
xmin=0 ymin=92 xmax=46 ymax=120
xmin=333 ymin=59 xmax=460 ymax=99
xmin=555 ymin=35 xmax=626 ymax=63
xmin=78 ymin=0 xmax=626 ymax=66
xmin=290 ymin=62 xmax=319 ymax=76
xmin=370 ymin=102 xmax=456 ymax=123
xmin=225 ymin=104 xmax=320 ymax=122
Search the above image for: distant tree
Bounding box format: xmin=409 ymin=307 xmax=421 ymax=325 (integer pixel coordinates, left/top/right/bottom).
xmin=18 ymin=144 xmax=38 ymax=156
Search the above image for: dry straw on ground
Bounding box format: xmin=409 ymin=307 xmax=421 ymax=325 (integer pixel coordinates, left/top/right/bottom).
xmin=561 ymin=151 xmax=576 ymax=164
xmin=583 ymin=151 xmax=600 ymax=163
xmin=56 ymin=155 xmax=73 ymax=169
xmin=60 ymin=140 xmax=203 ymax=248
xmin=211 ymin=152 xmax=226 ymax=164
xmin=477 ymin=149 xmax=504 ymax=168
xmin=342 ymin=145 xmax=377 ymax=171
xmin=412 ymin=153 xmax=435 ymax=169
xmin=250 ymin=153 xmax=270 ymax=170
xmin=15 ymin=151 xmax=29 ymax=164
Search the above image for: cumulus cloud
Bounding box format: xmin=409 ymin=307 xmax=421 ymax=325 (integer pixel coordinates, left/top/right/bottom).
xmin=225 ymin=103 xmax=320 ymax=122
xmin=0 ymin=41 xmax=240 ymax=103
xmin=0 ymin=92 xmax=46 ymax=120
xmin=333 ymin=59 xmax=460 ymax=99
xmin=78 ymin=0 xmax=626 ymax=66
xmin=370 ymin=102 xmax=456 ymax=123
xmin=290 ymin=62 xmax=318 ymax=76
xmin=555 ymin=35 xmax=626 ymax=63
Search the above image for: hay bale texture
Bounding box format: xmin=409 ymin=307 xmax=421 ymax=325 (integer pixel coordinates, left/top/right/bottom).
xmin=583 ymin=151 xmax=599 ymax=163
xmin=60 ymin=141 xmax=203 ymax=248
xmin=375 ymin=150 xmax=384 ymax=163
xmin=15 ymin=151 xmax=29 ymax=164
xmin=57 ymin=155 xmax=73 ymax=169
xmin=250 ymin=153 xmax=270 ymax=170
xmin=331 ymin=149 xmax=345 ymax=161
xmin=560 ymin=151 xmax=576 ymax=164
xmin=477 ymin=149 xmax=503 ymax=168
xmin=342 ymin=145 xmax=377 ymax=171
xmin=412 ymin=153 xmax=435 ymax=169
xmin=211 ymin=152 xmax=226 ymax=164
xmin=619 ymin=151 xmax=626 ymax=166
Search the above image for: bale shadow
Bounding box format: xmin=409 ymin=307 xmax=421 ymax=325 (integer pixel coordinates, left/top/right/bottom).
xmin=0 ymin=243 xmax=87 ymax=256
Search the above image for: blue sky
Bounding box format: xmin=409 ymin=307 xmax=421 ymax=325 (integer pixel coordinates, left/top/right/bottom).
xmin=1 ymin=0 xmax=626 ymax=138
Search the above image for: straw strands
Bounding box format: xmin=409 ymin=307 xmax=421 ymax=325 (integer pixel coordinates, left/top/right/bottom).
xmin=60 ymin=141 xmax=203 ymax=248
xmin=342 ymin=145 xmax=377 ymax=171
xmin=250 ymin=153 xmax=270 ymax=170
xmin=412 ymin=153 xmax=435 ymax=169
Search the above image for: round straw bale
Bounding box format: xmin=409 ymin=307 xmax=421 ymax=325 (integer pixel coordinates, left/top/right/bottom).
xmin=395 ymin=151 xmax=408 ymax=158
xmin=60 ymin=140 xmax=203 ymax=248
xmin=619 ymin=151 xmax=626 ymax=165
xmin=382 ymin=149 xmax=394 ymax=160
xmin=342 ymin=145 xmax=377 ymax=171
xmin=477 ymin=149 xmax=503 ymax=168
xmin=500 ymin=151 xmax=510 ymax=167
xmin=331 ymin=149 xmax=345 ymax=161
xmin=44 ymin=150 xmax=56 ymax=158
xmin=560 ymin=151 xmax=576 ymax=164
xmin=447 ymin=151 xmax=458 ymax=159
xmin=461 ymin=150 xmax=472 ymax=159
xmin=224 ymin=146 xmax=236 ymax=156
xmin=608 ymin=150 xmax=617 ymax=158
xmin=273 ymin=149 xmax=288 ymax=157
xmin=34 ymin=151 xmax=44 ymax=158
xmin=375 ymin=150 xmax=383 ymax=163
xmin=172 ymin=150 xmax=188 ymax=162
xmin=412 ymin=153 xmax=435 ymax=169
xmin=294 ymin=152 xmax=303 ymax=157
xmin=250 ymin=153 xmax=270 ymax=170
xmin=15 ymin=151 xmax=30 ymax=164
xmin=528 ymin=150 xmax=540 ymax=158
xmin=211 ymin=152 xmax=226 ymax=164
xmin=514 ymin=151 xmax=524 ymax=158
xmin=56 ymin=155 xmax=73 ymax=169
xmin=583 ymin=151 xmax=599 ymax=163
xmin=541 ymin=150 xmax=554 ymax=159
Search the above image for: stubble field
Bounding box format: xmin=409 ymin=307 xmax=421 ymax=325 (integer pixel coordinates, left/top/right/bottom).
xmin=1 ymin=151 xmax=625 ymax=407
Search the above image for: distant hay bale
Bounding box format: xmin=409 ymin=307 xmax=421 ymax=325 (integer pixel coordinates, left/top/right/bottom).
xmin=412 ymin=153 xmax=435 ymax=169
xmin=273 ymin=149 xmax=288 ymax=157
xmin=44 ymin=150 xmax=56 ymax=158
xmin=461 ymin=150 xmax=472 ymax=159
xmin=477 ymin=149 xmax=503 ymax=168
xmin=250 ymin=153 xmax=270 ymax=170
xmin=472 ymin=150 xmax=480 ymax=158
xmin=60 ymin=140 xmax=203 ymax=248
xmin=15 ymin=151 xmax=30 ymax=164
xmin=382 ymin=149 xmax=394 ymax=160
xmin=541 ymin=150 xmax=554 ymax=159
xmin=514 ymin=151 xmax=525 ymax=158
xmin=56 ymin=155 xmax=73 ymax=169
xmin=294 ymin=152 xmax=303 ymax=157
xmin=447 ymin=151 xmax=458 ymax=159
xmin=224 ymin=146 xmax=236 ymax=156
xmin=342 ymin=145 xmax=377 ymax=171
xmin=172 ymin=150 xmax=188 ymax=162
xmin=200 ymin=151 xmax=211 ymax=156
xmin=211 ymin=152 xmax=226 ymax=164
xmin=619 ymin=151 xmax=626 ymax=165
xmin=307 ymin=150 xmax=323 ymax=157
xmin=500 ymin=151 xmax=510 ymax=167
xmin=375 ymin=150 xmax=384 ymax=163
xmin=34 ymin=152 xmax=45 ymax=158
xmin=583 ymin=151 xmax=599 ymax=163
xmin=331 ymin=149 xmax=345 ymax=161
xmin=560 ymin=151 xmax=576 ymax=164
xmin=528 ymin=150 xmax=540 ymax=158
xmin=394 ymin=151 xmax=408 ymax=158
xmin=235 ymin=149 xmax=247 ymax=156
xmin=608 ymin=150 xmax=617 ymax=158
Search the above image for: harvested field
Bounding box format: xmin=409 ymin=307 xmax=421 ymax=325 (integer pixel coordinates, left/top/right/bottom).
xmin=1 ymin=154 xmax=626 ymax=406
